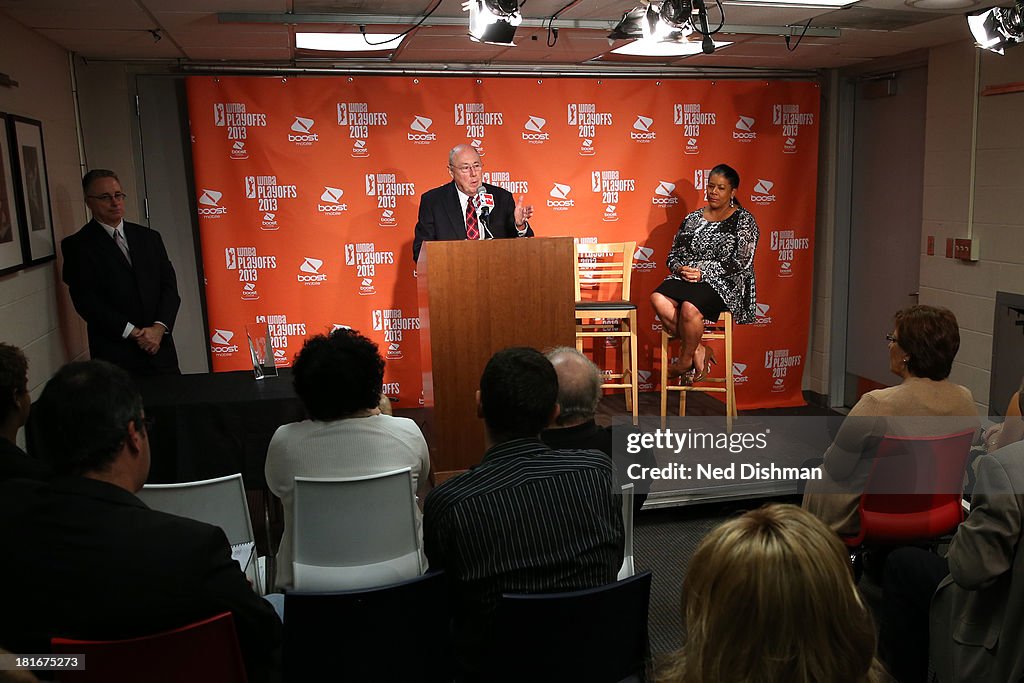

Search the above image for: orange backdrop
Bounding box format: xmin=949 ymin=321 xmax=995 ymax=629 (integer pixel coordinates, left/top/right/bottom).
xmin=186 ymin=76 xmax=819 ymax=410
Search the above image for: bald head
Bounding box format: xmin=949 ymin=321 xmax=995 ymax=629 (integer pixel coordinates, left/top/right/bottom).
xmin=546 ymin=347 xmax=602 ymax=427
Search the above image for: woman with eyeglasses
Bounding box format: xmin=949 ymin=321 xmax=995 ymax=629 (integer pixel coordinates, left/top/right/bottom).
xmin=802 ymin=305 xmax=979 ymax=537
xmin=650 ymin=163 xmax=758 ymax=382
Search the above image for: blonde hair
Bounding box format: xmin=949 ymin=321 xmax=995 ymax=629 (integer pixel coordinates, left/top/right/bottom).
xmin=660 ymin=504 xmax=883 ymax=683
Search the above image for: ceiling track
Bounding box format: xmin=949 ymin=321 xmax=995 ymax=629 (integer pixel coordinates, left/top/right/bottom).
xmin=217 ymin=12 xmax=842 ymax=38
xmin=175 ymin=62 xmax=822 ymax=79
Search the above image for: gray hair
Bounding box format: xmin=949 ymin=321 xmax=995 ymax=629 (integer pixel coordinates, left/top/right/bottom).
xmin=448 ymin=144 xmax=480 ymax=167
xmin=545 ymin=346 xmax=602 ymax=426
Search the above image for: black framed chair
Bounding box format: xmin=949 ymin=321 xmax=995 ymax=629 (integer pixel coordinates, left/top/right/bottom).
xmin=482 ymin=571 xmax=652 ymax=683
xmin=282 ymin=570 xmax=452 ymax=682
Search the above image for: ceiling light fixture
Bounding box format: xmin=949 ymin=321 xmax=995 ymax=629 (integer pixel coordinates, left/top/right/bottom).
xmin=609 ymin=1 xmax=718 ymax=54
xmin=611 ymin=38 xmax=732 ymax=55
xmin=296 ymin=32 xmax=405 ymax=51
xmin=967 ymin=1 xmax=1024 ymax=53
xmin=463 ymin=0 xmax=523 ymax=46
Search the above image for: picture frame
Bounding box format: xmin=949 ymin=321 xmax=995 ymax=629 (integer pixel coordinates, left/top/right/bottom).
xmin=9 ymin=115 xmax=56 ymax=265
xmin=0 ymin=112 xmax=28 ymax=276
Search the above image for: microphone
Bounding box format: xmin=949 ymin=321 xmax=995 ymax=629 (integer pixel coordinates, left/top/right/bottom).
xmin=475 ymin=186 xmax=495 ymax=239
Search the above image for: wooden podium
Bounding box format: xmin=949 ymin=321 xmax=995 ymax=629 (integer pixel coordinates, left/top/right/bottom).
xmin=417 ymin=237 xmax=575 ymax=480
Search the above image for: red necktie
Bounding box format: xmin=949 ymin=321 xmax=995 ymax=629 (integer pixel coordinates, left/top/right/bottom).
xmin=465 ymin=197 xmax=479 ymax=240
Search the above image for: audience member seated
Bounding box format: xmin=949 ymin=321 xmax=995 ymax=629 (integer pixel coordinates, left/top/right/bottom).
xmin=881 ymin=438 xmax=1024 ymax=683
xmin=803 ymin=305 xmax=979 ymax=536
xmin=265 ymin=328 xmax=430 ymax=590
xmin=983 ymin=376 xmax=1023 ymax=453
xmin=0 ymin=361 xmax=281 ymax=682
xmin=424 ymin=347 xmax=624 ymax=678
xmin=0 ymin=343 xmax=48 ymax=481
xmin=658 ymin=504 xmax=888 ymax=683
xmin=540 ymin=346 xmax=654 ymax=514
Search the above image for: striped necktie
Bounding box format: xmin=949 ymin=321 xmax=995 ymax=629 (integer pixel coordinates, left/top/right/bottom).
xmin=113 ymin=228 xmax=132 ymax=266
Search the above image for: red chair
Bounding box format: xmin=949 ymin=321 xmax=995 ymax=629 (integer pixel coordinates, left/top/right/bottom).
xmin=52 ymin=611 xmax=247 ymax=683
xmin=845 ymin=428 xmax=977 ymax=549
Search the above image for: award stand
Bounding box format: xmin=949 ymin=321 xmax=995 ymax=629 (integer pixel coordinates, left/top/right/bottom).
xmin=245 ymin=323 xmax=278 ymax=380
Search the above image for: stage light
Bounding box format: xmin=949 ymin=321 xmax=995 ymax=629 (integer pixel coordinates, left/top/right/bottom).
xmin=967 ymin=1 xmax=1024 ymax=54
xmin=464 ymin=0 xmax=523 ymax=46
xmin=609 ymin=1 xmax=720 ymax=53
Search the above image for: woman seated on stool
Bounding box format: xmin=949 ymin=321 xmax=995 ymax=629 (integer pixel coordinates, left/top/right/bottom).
xmin=650 ymin=163 xmax=759 ymax=381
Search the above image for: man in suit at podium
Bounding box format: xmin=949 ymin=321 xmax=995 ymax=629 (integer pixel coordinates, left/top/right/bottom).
xmin=61 ymin=169 xmax=181 ymax=375
xmin=412 ymin=144 xmax=535 ymax=263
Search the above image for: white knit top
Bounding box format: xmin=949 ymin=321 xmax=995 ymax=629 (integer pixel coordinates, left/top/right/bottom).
xmin=265 ymin=413 xmax=430 ymax=589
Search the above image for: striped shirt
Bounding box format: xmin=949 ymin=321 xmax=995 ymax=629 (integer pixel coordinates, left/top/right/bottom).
xmin=424 ymin=438 xmax=624 ymax=668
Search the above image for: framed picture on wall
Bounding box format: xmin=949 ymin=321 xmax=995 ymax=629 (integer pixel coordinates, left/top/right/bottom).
xmin=0 ymin=112 xmax=28 ymax=276
xmin=10 ymin=115 xmax=56 ymax=265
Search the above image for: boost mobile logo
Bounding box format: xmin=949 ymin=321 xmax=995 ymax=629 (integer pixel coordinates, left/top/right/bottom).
xmin=751 ymin=179 xmax=776 ymax=204
xmin=297 ymin=257 xmax=328 ymax=285
xmin=733 ymin=362 xmax=749 ymax=384
xmin=230 ymin=140 xmax=248 ymax=160
xmin=631 ymin=115 xmax=656 ymax=142
xmin=211 ymin=329 xmax=238 ymax=355
xmin=522 ymin=116 xmax=550 ymax=143
xmin=733 ymin=115 xmax=757 ymax=141
xmin=755 ymin=303 xmax=773 ymax=326
xmin=288 ymin=116 xmax=318 ymax=144
xmin=547 ymin=183 xmax=574 ymax=209
xmin=633 ymin=246 xmax=657 ymax=271
xmin=408 ymin=116 xmax=436 ymax=143
xmin=197 ymin=189 xmax=227 ymax=216
xmin=651 ymin=181 xmax=679 ymax=206
xmin=318 ymin=186 xmax=348 ymax=214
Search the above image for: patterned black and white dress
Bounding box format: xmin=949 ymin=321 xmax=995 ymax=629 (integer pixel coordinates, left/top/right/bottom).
xmin=654 ymin=206 xmax=759 ymax=324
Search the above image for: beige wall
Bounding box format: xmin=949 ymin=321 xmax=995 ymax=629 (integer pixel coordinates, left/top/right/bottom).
xmin=0 ymin=16 xmax=84 ymax=427
xmin=919 ymin=41 xmax=1024 ymax=414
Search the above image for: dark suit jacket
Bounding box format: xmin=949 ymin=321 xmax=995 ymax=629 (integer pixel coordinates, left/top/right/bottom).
xmin=412 ymin=182 xmax=534 ymax=263
xmin=0 ymin=437 xmax=49 ymax=482
xmin=0 ymin=476 xmax=281 ymax=682
xmin=61 ymin=220 xmax=181 ymax=374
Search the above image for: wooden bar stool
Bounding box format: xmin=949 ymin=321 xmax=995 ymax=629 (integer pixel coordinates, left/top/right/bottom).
xmin=659 ymin=312 xmax=736 ymax=430
xmin=574 ymin=241 xmax=639 ymax=423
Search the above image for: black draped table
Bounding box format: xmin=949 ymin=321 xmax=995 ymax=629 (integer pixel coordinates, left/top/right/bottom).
xmin=136 ymin=369 xmax=305 ymax=488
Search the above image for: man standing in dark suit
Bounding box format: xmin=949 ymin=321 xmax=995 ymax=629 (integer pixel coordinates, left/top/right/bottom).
xmin=412 ymin=144 xmax=535 ymax=263
xmin=62 ymin=169 xmax=181 ymax=374
xmin=0 ymin=360 xmax=282 ymax=682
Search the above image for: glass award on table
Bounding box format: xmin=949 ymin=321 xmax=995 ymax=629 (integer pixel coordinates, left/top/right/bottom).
xmin=245 ymin=322 xmax=278 ymax=380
